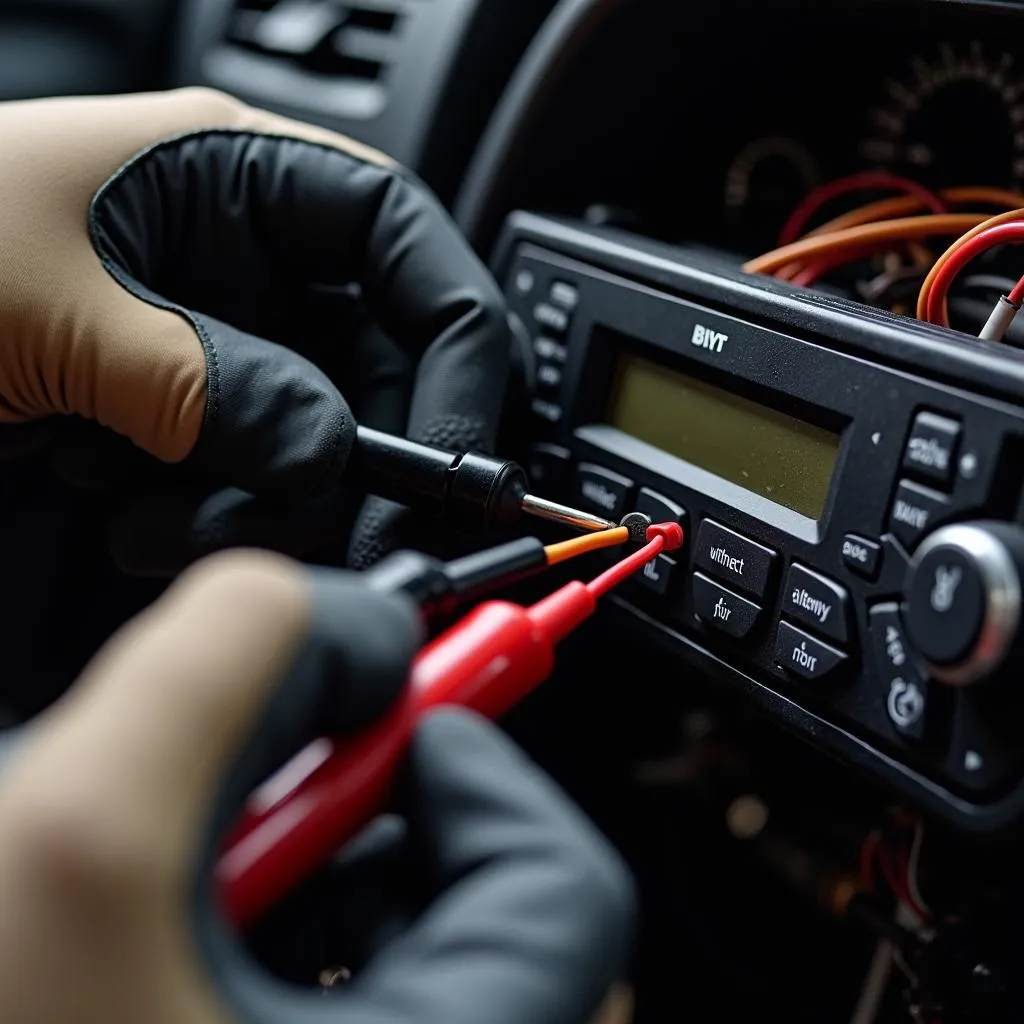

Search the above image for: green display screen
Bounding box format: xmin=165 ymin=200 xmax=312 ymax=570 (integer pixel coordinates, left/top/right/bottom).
xmin=606 ymin=354 xmax=841 ymax=520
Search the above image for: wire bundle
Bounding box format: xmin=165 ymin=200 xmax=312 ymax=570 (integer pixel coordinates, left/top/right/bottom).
xmin=743 ymin=172 xmax=1024 ymax=343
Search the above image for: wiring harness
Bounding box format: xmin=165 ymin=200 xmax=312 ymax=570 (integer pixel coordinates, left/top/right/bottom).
xmin=743 ymin=172 xmax=1024 ymax=345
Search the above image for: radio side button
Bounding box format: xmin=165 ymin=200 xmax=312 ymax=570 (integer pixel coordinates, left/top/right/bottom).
xmin=573 ymin=463 xmax=635 ymax=521
xmin=903 ymin=411 xmax=961 ymax=488
xmin=869 ymin=602 xmax=931 ymax=743
xmin=782 ymin=563 xmax=851 ymax=645
xmin=527 ymin=443 xmax=572 ymax=500
xmin=694 ymin=519 xmax=777 ymax=599
xmin=841 ymin=534 xmax=882 ymax=580
xmin=637 ymin=553 xmax=678 ymax=596
xmin=888 ymin=479 xmax=951 ymax=550
xmin=635 ymin=488 xmax=688 ymax=532
xmin=775 ymin=621 xmax=847 ymax=681
xmin=692 ymin=573 xmax=761 ymax=639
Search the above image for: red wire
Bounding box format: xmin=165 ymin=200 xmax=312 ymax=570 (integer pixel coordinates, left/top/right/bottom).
xmin=925 ymin=221 xmax=1024 ymax=323
xmin=859 ymin=832 xmax=879 ymax=890
xmin=1009 ymin=273 xmax=1024 ymax=305
xmin=778 ymin=171 xmax=946 ymax=247
xmin=790 ymin=245 xmax=882 ymax=287
xmin=586 ymin=535 xmax=666 ymax=598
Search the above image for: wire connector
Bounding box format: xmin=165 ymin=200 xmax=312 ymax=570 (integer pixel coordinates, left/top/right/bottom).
xmin=979 ymin=294 xmax=1022 ymax=343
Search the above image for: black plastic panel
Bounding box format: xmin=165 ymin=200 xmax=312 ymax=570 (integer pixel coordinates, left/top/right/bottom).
xmin=493 ymin=211 xmax=1024 ymax=833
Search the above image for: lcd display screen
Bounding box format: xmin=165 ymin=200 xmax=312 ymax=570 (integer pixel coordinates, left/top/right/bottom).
xmin=605 ymin=353 xmax=841 ymax=520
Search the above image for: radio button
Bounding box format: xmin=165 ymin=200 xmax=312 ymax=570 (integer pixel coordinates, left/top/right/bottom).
xmin=531 ymin=398 xmax=562 ymax=423
xmin=775 ymin=621 xmax=847 ymax=681
xmin=537 ymin=364 xmax=563 ymax=390
xmin=888 ymin=479 xmax=951 ymax=550
xmin=841 ymin=534 xmax=882 ymax=581
xmin=534 ymin=336 xmax=567 ymax=364
xmin=635 ymin=488 xmax=688 ymax=532
xmin=573 ymin=464 xmax=635 ymax=521
xmin=903 ymin=411 xmax=961 ymax=488
xmin=694 ymin=519 xmax=777 ymax=599
xmin=693 ymin=573 xmax=761 ymax=639
xmin=637 ymin=553 xmax=678 ymax=596
xmin=549 ymin=280 xmax=579 ymax=311
xmin=527 ymin=443 xmax=572 ymax=499
xmin=783 ymin=563 xmax=851 ymax=645
xmin=869 ymin=603 xmax=931 ymax=743
xmin=533 ymin=302 xmax=570 ymax=335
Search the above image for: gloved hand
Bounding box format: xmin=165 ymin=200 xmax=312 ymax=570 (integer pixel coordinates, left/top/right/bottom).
xmin=0 ymin=87 xmax=510 ymax=573
xmin=0 ymin=551 xmax=635 ymax=1024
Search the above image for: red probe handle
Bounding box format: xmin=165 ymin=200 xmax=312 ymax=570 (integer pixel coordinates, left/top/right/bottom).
xmin=215 ymin=528 xmax=680 ymax=928
xmin=216 ymin=595 xmax=582 ymax=927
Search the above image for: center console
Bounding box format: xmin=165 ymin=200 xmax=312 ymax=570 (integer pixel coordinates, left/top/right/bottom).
xmin=493 ymin=211 xmax=1024 ymax=832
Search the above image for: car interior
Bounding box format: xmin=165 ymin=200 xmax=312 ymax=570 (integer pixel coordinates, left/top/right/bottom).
xmin=5 ymin=0 xmax=1024 ymax=1020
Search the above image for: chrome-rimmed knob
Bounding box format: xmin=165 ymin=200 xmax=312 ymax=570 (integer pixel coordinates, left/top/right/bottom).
xmin=903 ymin=522 xmax=1023 ymax=687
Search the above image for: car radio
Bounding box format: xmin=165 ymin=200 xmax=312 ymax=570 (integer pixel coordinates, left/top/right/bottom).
xmin=492 ymin=211 xmax=1024 ymax=832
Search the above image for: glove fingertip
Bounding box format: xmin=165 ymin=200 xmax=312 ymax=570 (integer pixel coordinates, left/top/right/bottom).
xmin=410 ymin=708 xmax=639 ymax=942
xmin=306 ymin=571 xmax=423 ymax=731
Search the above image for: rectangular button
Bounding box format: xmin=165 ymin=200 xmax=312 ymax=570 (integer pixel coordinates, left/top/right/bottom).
xmin=903 ymin=411 xmax=961 ymax=487
xmin=637 ymin=553 xmax=677 ymax=595
xmin=549 ymin=280 xmax=579 ymax=311
xmin=635 ymin=488 xmax=688 ymax=532
xmin=783 ymin=563 xmax=851 ymax=644
xmin=573 ymin=463 xmax=635 ymax=521
xmin=694 ymin=519 xmax=777 ymax=598
xmin=526 ymin=443 xmax=572 ymax=498
xmin=841 ymin=534 xmax=882 ymax=580
xmin=531 ymin=398 xmax=562 ymax=423
xmin=775 ymin=621 xmax=847 ymax=681
xmin=533 ymin=336 xmax=567 ymax=363
xmin=693 ymin=573 xmax=761 ymax=638
xmin=869 ymin=603 xmax=930 ymax=742
xmin=537 ymin=364 xmax=563 ymax=389
xmin=533 ymin=302 xmax=570 ymax=335
xmin=888 ymin=479 xmax=951 ymax=549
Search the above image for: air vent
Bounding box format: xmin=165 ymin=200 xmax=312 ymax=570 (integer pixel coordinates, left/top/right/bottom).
xmin=225 ymin=0 xmax=408 ymax=82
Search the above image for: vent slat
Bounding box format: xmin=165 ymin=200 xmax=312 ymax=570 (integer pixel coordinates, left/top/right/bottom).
xmin=224 ymin=0 xmax=407 ymax=82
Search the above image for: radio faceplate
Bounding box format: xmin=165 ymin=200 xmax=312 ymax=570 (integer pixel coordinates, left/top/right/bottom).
xmin=494 ymin=212 xmax=1024 ymax=832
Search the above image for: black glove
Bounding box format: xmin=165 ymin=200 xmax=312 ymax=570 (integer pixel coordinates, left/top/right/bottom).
xmin=0 ymin=551 xmax=635 ymax=1024
xmin=0 ymin=87 xmax=510 ymax=574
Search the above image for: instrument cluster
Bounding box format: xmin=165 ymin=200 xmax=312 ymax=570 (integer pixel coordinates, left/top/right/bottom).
xmin=722 ymin=33 xmax=1024 ymax=253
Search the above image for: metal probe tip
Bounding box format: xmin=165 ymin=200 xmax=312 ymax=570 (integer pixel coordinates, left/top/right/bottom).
xmin=520 ymin=494 xmax=617 ymax=533
xmin=619 ymin=512 xmax=653 ymax=543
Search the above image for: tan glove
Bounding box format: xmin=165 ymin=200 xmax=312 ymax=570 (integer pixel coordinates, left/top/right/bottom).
xmin=0 ymin=550 xmax=635 ymax=1024
xmin=0 ymin=87 xmax=509 ymax=570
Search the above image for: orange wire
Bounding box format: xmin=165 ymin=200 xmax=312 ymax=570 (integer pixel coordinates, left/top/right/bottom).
xmin=807 ymin=186 xmax=1024 ymax=238
xmin=916 ymin=207 xmax=1024 ymax=324
xmin=771 ymin=189 xmax=1024 ymax=284
xmin=544 ymin=526 xmax=629 ymax=565
xmin=743 ymin=214 xmax=987 ymax=277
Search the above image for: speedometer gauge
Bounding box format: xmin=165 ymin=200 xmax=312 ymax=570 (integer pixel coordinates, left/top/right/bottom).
xmin=860 ymin=41 xmax=1024 ymax=192
xmin=724 ymin=136 xmax=820 ymax=251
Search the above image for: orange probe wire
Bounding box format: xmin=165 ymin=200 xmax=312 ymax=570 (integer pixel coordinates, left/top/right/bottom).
xmin=544 ymin=526 xmax=630 ymax=565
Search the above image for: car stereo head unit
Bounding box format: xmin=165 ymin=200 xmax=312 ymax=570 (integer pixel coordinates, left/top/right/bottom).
xmin=493 ymin=211 xmax=1024 ymax=832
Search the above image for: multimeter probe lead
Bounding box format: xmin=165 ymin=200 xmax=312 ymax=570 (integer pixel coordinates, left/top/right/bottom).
xmin=217 ymin=519 xmax=683 ymax=926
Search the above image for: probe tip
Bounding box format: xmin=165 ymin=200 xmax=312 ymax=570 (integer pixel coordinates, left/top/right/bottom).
xmin=619 ymin=512 xmax=653 ymax=543
xmin=647 ymin=522 xmax=684 ymax=550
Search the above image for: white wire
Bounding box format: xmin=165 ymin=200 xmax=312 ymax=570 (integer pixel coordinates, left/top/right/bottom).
xmin=906 ymin=820 xmax=930 ymax=916
xmin=848 ymin=938 xmax=895 ymax=1024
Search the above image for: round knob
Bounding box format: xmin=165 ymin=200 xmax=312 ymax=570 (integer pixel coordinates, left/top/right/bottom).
xmin=903 ymin=522 xmax=1024 ymax=686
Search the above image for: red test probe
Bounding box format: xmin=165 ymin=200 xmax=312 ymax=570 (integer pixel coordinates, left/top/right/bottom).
xmin=217 ymin=521 xmax=684 ymax=927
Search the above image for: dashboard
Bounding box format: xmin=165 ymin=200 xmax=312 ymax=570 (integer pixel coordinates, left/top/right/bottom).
xmin=454 ymin=0 xmax=1024 ymax=257
xmin=7 ymin=1 xmax=1024 ymax=1017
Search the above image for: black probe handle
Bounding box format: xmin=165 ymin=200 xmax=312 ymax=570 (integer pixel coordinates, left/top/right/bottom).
xmin=347 ymin=425 xmax=528 ymax=531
